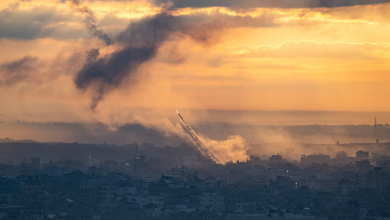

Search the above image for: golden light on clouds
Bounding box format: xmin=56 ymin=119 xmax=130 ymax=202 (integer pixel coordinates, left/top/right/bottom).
xmin=0 ymin=0 xmax=390 ymax=124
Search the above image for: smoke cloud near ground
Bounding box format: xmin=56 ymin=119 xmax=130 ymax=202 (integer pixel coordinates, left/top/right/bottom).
xmin=2 ymin=120 xmax=390 ymax=164
xmin=175 ymin=109 xmax=248 ymax=164
xmin=199 ymin=134 xmax=249 ymax=164
xmin=3 ymin=1 xmax=390 ymax=165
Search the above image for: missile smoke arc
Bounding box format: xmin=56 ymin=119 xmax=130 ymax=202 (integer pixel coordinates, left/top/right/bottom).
xmin=175 ymin=109 xmax=218 ymax=162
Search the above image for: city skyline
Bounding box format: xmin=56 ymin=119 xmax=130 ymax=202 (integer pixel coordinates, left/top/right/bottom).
xmin=1 ymin=1 xmax=390 ymax=220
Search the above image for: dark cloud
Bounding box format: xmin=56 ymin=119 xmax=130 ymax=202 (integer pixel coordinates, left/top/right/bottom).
xmin=0 ymin=7 xmax=86 ymax=40
xmin=153 ymin=0 xmax=390 ymax=9
xmin=0 ymin=56 xmax=39 ymax=85
xmin=75 ymin=13 xmax=226 ymax=111
xmin=0 ymin=1 xmax=114 ymax=43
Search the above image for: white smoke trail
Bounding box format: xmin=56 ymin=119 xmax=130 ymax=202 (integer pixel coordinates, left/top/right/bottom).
xmin=176 ymin=109 xmax=220 ymax=162
xmin=176 ymin=109 xmax=249 ymax=164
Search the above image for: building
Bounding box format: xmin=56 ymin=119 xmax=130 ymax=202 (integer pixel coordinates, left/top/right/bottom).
xmin=270 ymin=176 xmax=295 ymax=190
xmin=301 ymin=154 xmax=330 ymax=167
xmin=87 ymin=156 xmax=100 ymax=167
xmin=375 ymin=155 xmax=390 ymax=168
xmin=42 ymin=166 xmax=72 ymax=177
xmin=366 ymin=167 xmax=388 ymax=188
xmin=183 ymin=155 xmax=199 ymax=167
xmin=133 ymin=155 xmax=161 ymax=174
xmin=355 ymin=160 xmax=372 ymax=173
xmin=199 ymin=192 xmax=224 ymax=211
xmin=133 ymin=156 xmax=147 ymax=174
xmin=269 ymin=154 xmax=283 ymax=164
xmin=235 ymin=202 xmax=255 ymax=214
xmin=356 ymin=150 xmax=369 ymax=160
xmin=336 ymin=151 xmax=347 ymax=159
xmin=133 ymin=196 xmax=164 ymax=209
xmin=30 ymin=157 xmax=41 ymax=169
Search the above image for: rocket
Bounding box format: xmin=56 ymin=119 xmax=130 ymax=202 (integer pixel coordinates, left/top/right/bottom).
xmin=175 ymin=108 xmax=218 ymax=163
xmin=176 ymin=108 xmax=194 ymax=133
xmin=176 ymin=108 xmax=196 ymax=134
xmin=176 ymin=109 xmax=185 ymax=122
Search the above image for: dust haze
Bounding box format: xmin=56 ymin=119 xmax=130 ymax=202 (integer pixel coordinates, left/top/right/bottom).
xmin=1 ymin=110 xmax=389 ymax=164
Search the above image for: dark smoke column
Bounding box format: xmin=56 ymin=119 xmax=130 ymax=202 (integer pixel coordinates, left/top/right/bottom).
xmin=66 ymin=0 xmax=114 ymax=46
xmin=175 ymin=109 xmax=218 ymax=163
xmin=73 ymin=13 xmax=177 ymax=110
xmin=73 ymin=12 xmax=224 ymax=111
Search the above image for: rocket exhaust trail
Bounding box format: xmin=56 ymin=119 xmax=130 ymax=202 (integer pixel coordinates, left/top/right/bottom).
xmin=175 ymin=109 xmax=218 ymax=163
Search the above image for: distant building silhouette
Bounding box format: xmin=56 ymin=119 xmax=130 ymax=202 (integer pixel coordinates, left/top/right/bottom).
xmin=356 ymin=150 xmax=369 ymax=160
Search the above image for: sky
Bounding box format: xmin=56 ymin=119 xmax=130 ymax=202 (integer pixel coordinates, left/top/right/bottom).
xmin=1 ymin=0 xmax=390 ymax=124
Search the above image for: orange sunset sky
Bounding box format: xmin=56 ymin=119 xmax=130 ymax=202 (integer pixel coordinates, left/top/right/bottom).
xmin=0 ymin=0 xmax=390 ymax=123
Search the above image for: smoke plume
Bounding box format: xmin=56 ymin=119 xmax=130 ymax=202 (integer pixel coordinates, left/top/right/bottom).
xmin=75 ymin=13 xmax=225 ymax=110
xmin=176 ymin=109 xmax=219 ymax=162
xmin=176 ymin=109 xmax=249 ymax=164
xmin=67 ymin=0 xmax=114 ymax=46
xmin=200 ymin=135 xmax=249 ymax=164
xmin=0 ymin=56 xmax=39 ymax=85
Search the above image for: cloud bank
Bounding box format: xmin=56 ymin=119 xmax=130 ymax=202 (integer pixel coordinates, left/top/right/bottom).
xmin=154 ymin=0 xmax=390 ymax=9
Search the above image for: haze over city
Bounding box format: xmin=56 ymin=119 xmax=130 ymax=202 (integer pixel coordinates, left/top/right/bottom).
xmin=0 ymin=0 xmax=390 ymax=220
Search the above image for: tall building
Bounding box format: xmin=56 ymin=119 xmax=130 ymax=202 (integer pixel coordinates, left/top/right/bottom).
xmin=336 ymin=151 xmax=347 ymax=159
xmin=356 ymin=150 xmax=369 ymax=160
xmin=269 ymin=154 xmax=283 ymax=164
